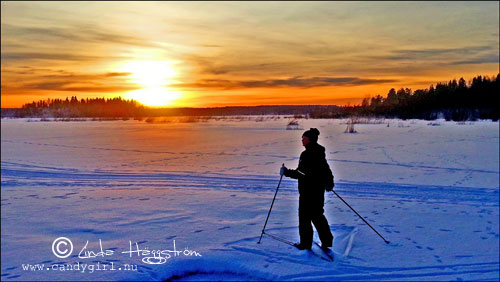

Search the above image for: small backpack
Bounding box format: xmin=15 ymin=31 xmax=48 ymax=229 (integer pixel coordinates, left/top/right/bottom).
xmin=323 ymin=161 xmax=335 ymax=192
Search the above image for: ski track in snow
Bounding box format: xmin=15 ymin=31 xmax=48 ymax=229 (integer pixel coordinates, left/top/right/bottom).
xmin=1 ymin=162 xmax=499 ymax=281
xmin=2 ymin=160 xmax=498 ymax=206
xmin=1 ymin=118 xmax=499 ymax=281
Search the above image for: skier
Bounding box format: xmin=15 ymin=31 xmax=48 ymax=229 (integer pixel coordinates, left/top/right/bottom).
xmin=280 ymin=128 xmax=334 ymax=251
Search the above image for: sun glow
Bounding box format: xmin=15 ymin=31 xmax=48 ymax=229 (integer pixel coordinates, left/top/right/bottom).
xmin=121 ymin=60 xmax=181 ymax=107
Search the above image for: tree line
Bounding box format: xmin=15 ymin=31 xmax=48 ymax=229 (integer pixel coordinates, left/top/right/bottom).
xmin=341 ymin=73 xmax=499 ymax=121
xmin=12 ymin=97 xmax=341 ymax=118
xmin=15 ymin=96 xmax=147 ymax=118
xmin=8 ymin=73 xmax=499 ymax=121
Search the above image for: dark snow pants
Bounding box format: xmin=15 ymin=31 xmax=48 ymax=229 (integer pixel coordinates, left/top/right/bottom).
xmin=298 ymin=194 xmax=333 ymax=248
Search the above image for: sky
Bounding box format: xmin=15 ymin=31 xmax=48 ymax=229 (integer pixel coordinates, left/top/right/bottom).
xmin=1 ymin=1 xmax=499 ymax=108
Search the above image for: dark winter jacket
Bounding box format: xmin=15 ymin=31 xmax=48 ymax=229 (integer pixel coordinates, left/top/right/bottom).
xmin=284 ymin=142 xmax=330 ymax=198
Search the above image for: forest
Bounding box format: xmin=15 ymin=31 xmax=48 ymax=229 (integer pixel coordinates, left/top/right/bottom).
xmin=342 ymin=73 xmax=499 ymax=121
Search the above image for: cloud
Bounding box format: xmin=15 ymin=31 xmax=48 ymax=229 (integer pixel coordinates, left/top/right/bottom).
xmin=199 ymin=61 xmax=324 ymax=76
xmin=356 ymin=45 xmax=499 ymax=74
xmin=373 ymin=45 xmax=495 ymax=61
xmin=199 ymin=44 xmax=222 ymax=48
xmin=104 ymin=72 xmax=131 ymax=77
xmin=183 ymin=53 xmax=337 ymax=76
xmin=1 ymin=24 xmax=80 ymax=41
xmin=1 ymin=52 xmax=122 ymax=62
xmin=11 ymin=81 xmax=139 ymax=93
xmin=2 ymin=23 xmax=159 ymax=48
xmin=177 ymin=76 xmax=398 ymax=90
xmin=450 ymin=54 xmax=499 ymax=65
xmin=89 ymin=30 xmax=159 ymax=48
xmin=49 ymin=85 xmax=139 ymax=92
xmin=1 ymin=68 xmax=138 ymax=94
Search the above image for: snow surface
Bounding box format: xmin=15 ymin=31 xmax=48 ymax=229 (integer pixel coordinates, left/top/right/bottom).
xmin=1 ymin=117 xmax=499 ymax=281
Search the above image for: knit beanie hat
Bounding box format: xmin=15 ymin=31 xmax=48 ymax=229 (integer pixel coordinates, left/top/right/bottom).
xmin=302 ymin=128 xmax=320 ymax=143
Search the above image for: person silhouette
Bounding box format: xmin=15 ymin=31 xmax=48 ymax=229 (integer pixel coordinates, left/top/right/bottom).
xmin=280 ymin=128 xmax=334 ymax=250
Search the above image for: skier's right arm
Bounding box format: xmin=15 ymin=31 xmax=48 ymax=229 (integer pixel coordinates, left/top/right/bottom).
xmin=283 ymin=167 xmax=305 ymax=179
xmin=283 ymin=151 xmax=307 ymax=179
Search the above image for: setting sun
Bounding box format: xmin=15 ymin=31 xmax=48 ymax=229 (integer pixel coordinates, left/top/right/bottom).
xmin=121 ymin=60 xmax=181 ymax=107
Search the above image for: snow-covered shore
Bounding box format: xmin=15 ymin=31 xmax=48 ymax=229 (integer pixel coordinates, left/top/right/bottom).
xmin=1 ymin=118 xmax=498 ymax=281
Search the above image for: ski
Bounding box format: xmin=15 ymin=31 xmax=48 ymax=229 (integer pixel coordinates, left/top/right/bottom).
xmin=313 ymin=241 xmax=334 ymax=262
xmin=262 ymin=232 xmax=333 ymax=262
xmin=309 ymin=247 xmax=332 ymax=262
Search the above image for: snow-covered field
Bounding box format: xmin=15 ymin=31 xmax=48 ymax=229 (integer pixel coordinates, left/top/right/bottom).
xmin=1 ymin=117 xmax=499 ymax=281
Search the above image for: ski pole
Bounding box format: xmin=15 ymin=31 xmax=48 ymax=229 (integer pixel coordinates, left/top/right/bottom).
xmin=331 ymin=190 xmax=390 ymax=244
xmin=258 ymin=164 xmax=285 ymax=244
